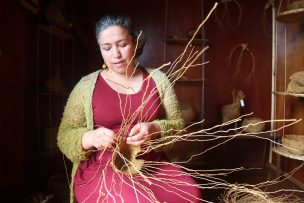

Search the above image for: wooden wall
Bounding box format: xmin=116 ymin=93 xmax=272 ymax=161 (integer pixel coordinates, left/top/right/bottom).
xmin=200 ymin=0 xmax=273 ymax=168
xmin=203 ymin=0 xmax=272 ymax=127
xmin=0 ymin=1 xmax=36 ymax=200
xmin=0 ymin=0 xmax=84 ymax=201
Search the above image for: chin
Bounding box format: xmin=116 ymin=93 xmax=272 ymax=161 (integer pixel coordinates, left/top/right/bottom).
xmin=111 ymin=66 xmax=127 ymax=74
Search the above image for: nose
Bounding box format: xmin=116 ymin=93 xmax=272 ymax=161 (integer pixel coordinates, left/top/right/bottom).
xmin=112 ymin=46 xmax=121 ymax=58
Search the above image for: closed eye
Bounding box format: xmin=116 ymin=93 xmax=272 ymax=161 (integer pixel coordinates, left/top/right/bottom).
xmin=102 ymin=46 xmax=111 ymax=51
xmin=118 ymin=43 xmax=127 ymax=47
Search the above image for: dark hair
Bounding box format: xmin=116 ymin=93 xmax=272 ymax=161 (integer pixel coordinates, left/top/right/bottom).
xmin=95 ymin=15 xmax=146 ymax=57
xmin=95 ymin=15 xmax=136 ymax=44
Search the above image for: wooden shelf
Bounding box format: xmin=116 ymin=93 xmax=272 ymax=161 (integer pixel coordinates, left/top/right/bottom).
xmin=273 ymin=146 xmax=304 ymax=161
xmin=276 ymin=8 xmax=304 ymax=23
xmin=273 ymin=91 xmax=304 ymax=97
xmin=165 ymin=38 xmax=207 ymax=45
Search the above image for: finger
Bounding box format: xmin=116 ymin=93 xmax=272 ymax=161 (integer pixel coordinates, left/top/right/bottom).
xmin=95 ymin=135 xmax=113 ymax=149
xmin=103 ymin=128 xmax=115 ymax=136
xmin=127 ymin=132 xmax=142 ymax=142
xmin=126 ymin=139 xmax=145 ymax=146
xmin=129 ymin=123 xmax=141 ymax=137
xmin=95 ymin=127 xmax=114 ymax=136
xmin=103 ymin=132 xmax=115 ymax=141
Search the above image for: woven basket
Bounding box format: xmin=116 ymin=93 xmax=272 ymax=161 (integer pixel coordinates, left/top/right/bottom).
xmin=222 ymin=89 xmax=245 ymax=123
xmin=287 ymin=0 xmax=304 ymax=10
xmin=241 ymin=117 xmax=265 ymax=133
xmin=222 ymin=103 xmax=240 ymax=123
xmin=286 ymin=80 xmax=304 ymax=93
xmin=112 ymin=141 xmax=144 ymax=175
xmin=290 ymin=71 xmax=304 ymax=85
xmin=281 ymin=135 xmax=304 ymax=155
xmin=286 ymin=71 xmax=304 ymax=93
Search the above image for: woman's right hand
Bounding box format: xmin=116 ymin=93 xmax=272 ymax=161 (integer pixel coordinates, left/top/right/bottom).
xmin=82 ymin=127 xmax=116 ymax=150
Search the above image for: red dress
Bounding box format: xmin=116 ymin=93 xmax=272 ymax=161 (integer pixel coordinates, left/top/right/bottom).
xmin=74 ymin=69 xmax=201 ymax=203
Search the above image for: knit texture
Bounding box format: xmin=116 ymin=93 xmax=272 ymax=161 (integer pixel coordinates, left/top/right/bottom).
xmin=57 ymin=68 xmax=185 ymax=202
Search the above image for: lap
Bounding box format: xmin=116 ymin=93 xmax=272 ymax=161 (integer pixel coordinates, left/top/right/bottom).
xmin=74 ymin=160 xmax=201 ymax=203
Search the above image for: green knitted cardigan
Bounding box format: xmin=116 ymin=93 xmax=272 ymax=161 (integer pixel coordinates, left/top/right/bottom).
xmin=57 ymin=68 xmax=185 ymax=202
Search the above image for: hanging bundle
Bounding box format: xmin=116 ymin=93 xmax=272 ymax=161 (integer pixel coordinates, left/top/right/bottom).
xmin=261 ymin=0 xmax=275 ymax=36
xmin=286 ymin=71 xmax=304 ymax=94
xmin=222 ymin=89 xmax=245 ymax=123
xmin=214 ymin=0 xmax=242 ymax=30
xmin=241 ymin=117 xmax=266 ymax=133
xmin=227 ymin=43 xmax=256 ymax=84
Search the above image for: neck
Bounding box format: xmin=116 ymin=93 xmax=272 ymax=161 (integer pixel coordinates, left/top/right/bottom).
xmin=101 ymin=66 xmax=144 ymax=94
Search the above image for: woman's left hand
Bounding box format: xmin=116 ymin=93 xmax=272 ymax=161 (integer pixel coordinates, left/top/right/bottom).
xmin=127 ymin=122 xmax=160 ymax=146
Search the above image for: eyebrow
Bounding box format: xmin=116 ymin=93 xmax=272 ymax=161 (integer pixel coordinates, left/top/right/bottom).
xmin=100 ymin=39 xmax=128 ymax=46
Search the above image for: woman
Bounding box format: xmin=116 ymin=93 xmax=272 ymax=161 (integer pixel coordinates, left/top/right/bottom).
xmin=57 ymin=15 xmax=201 ymax=203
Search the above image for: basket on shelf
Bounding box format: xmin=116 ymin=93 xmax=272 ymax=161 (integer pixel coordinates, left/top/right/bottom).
xmin=276 ymin=0 xmax=304 ymax=23
xmin=180 ymin=102 xmax=196 ymax=122
xmin=286 ymin=71 xmax=304 ymax=94
xmin=287 ymin=0 xmax=304 ymax=10
xmin=281 ymin=134 xmax=304 ymax=155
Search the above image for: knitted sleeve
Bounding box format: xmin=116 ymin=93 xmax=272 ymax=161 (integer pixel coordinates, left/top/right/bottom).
xmin=57 ymin=79 xmax=89 ymax=163
xmin=151 ymin=70 xmax=185 ymax=151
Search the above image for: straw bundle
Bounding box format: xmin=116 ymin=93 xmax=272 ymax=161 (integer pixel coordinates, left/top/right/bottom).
xmin=112 ymin=141 xmax=144 ymax=175
xmin=282 ymin=135 xmax=304 ymax=155
xmin=222 ymin=89 xmax=245 ymax=123
xmin=222 ymin=186 xmax=300 ymax=203
xmin=214 ymin=0 xmax=242 ymax=30
xmin=286 ymin=71 xmax=304 ymax=94
xmin=241 ymin=117 xmax=265 ymax=133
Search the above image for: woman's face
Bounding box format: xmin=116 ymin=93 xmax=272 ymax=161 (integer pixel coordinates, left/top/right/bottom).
xmin=98 ymin=25 xmax=136 ymax=75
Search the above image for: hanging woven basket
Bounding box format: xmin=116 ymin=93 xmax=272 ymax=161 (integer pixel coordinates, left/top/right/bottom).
xmin=222 ymin=89 xmax=245 ymax=123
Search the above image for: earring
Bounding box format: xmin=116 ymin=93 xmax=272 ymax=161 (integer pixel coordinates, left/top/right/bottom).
xmin=102 ymin=64 xmax=107 ymax=69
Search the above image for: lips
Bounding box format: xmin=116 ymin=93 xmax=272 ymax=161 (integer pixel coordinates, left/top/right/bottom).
xmin=113 ymin=61 xmax=124 ymax=64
